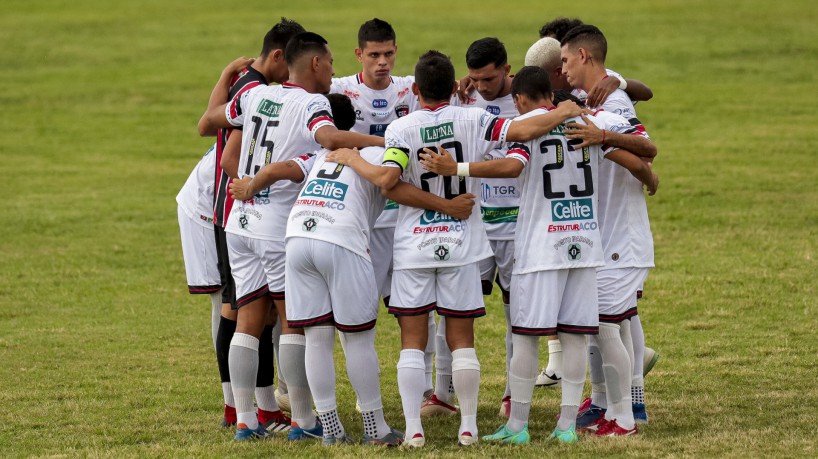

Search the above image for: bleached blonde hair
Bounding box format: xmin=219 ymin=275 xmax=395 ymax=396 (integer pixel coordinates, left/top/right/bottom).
xmin=524 ymin=37 xmax=562 ymax=72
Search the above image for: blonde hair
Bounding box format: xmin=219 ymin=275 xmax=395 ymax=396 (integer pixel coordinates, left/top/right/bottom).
xmin=524 ymin=37 xmax=562 ymax=73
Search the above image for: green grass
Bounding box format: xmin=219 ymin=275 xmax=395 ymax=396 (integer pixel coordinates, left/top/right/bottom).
xmin=1 ymin=0 xmax=817 ymax=457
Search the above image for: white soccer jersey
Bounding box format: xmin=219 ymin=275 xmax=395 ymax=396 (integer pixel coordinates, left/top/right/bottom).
xmin=453 ymin=92 xmax=520 ymax=240
xmin=331 ymin=73 xmax=418 ymax=229
xmin=384 ymin=103 xmax=512 ymax=269
xmin=223 ymin=82 xmax=335 ymax=242
xmin=507 ymin=107 xmax=612 ymax=273
xmin=594 ymin=95 xmax=655 ymax=270
xmin=285 ymin=147 xmax=387 ymax=261
xmin=176 ymin=143 xmax=216 ymax=228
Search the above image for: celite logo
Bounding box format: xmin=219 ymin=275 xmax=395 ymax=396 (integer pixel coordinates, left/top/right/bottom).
xmin=420 ymin=209 xmax=457 ymax=225
xmin=373 ymin=98 xmax=388 ymax=108
xmin=421 ymin=122 xmax=454 ymax=143
xmin=551 ymin=199 xmax=593 ymax=222
xmin=258 ymin=99 xmax=283 ymax=118
xmin=486 ymin=105 xmax=501 ymax=115
xmin=302 ymin=179 xmax=348 ymax=201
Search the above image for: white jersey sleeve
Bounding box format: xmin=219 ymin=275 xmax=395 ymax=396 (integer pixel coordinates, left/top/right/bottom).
xmin=176 ymin=144 xmax=217 ymax=227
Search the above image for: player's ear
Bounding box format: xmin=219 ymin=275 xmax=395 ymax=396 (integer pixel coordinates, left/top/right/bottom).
xmin=312 ymin=55 xmax=320 ymax=72
xmin=271 ymin=48 xmax=284 ymax=63
xmin=450 ymin=81 xmax=457 ymax=96
xmin=354 ymin=47 xmax=363 ymax=63
xmin=579 ymin=47 xmax=589 ymax=63
xmin=503 ymin=63 xmax=511 ymax=75
xmin=411 ymin=82 xmax=419 ymax=96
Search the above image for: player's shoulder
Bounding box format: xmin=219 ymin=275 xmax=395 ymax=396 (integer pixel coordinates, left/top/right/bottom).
xmin=515 ymin=107 xmax=549 ymax=122
xmin=605 ymin=68 xmax=624 ymax=80
xmin=389 ymin=74 xmax=415 ymax=87
xmin=359 ymin=146 xmax=386 ymax=164
xmin=601 ymin=89 xmax=636 ymax=116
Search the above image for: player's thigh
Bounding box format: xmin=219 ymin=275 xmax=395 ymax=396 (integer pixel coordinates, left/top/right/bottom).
xmin=284 ymin=237 xmax=332 ymax=328
xmin=478 ymin=255 xmax=497 ymax=295
xmin=315 ymin=241 xmax=379 ymax=333
xmin=492 ymin=239 xmax=514 ymax=293
xmin=257 ymin=238 xmax=286 ymax=295
xmin=369 ymin=227 xmax=395 ymax=299
xmin=226 ymin=233 xmax=269 ymax=308
xmin=509 ymin=270 xmax=567 ymax=336
xmin=559 ymin=267 xmax=600 ymax=333
xmin=178 ymin=207 xmax=220 ymax=294
xmin=435 ymin=263 xmax=485 ymax=318
xmin=389 ymin=268 xmax=437 ymax=314
xmin=597 ymin=267 xmax=646 ymax=323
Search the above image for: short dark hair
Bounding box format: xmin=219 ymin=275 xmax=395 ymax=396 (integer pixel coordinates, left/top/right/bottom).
xmin=326 ymin=94 xmax=356 ymax=131
xmin=285 ymin=32 xmax=329 ymax=66
xmin=465 ymin=37 xmax=507 ymax=69
xmin=414 ymin=51 xmax=455 ymax=101
xmin=260 ymin=17 xmax=306 ymax=57
xmin=510 ymin=66 xmax=552 ymax=102
xmin=561 ymin=24 xmax=607 ymax=62
xmin=552 ymin=89 xmax=585 ymax=107
xmin=538 ymin=17 xmax=584 ymax=41
xmin=357 ymin=18 xmax=396 ymax=48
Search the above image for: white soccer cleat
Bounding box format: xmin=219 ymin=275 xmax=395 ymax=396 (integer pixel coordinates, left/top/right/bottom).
xmin=401 ymin=433 xmax=426 ymax=449
xmin=420 ymin=394 xmax=459 ymax=417
xmin=535 ymin=368 xmax=561 ymax=387
xmin=458 ymin=431 xmax=478 ymax=447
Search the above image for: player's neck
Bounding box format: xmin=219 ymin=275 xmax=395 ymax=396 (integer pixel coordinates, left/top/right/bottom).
xmin=286 ymin=73 xmax=320 ymax=93
xmin=496 ymin=76 xmax=513 ymax=98
xmin=581 ymin=67 xmax=608 ymax=94
xmin=361 ymin=71 xmax=391 ymax=91
xmin=418 ymin=96 xmax=449 ymax=110
xmin=250 ymin=59 xmax=270 ymax=83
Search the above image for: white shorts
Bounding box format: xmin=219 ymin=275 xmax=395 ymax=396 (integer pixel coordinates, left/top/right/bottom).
xmin=369 ymin=227 xmax=395 ymax=300
xmin=597 ymin=267 xmax=650 ymax=323
xmin=285 ymin=238 xmax=379 ymax=331
xmin=226 ymin=233 xmax=285 ymax=308
xmin=479 ymin=239 xmax=514 ymax=294
xmin=510 ymin=268 xmax=599 ymax=336
xmin=178 ymin=206 xmax=221 ymax=294
xmin=389 ymin=262 xmax=485 ymax=318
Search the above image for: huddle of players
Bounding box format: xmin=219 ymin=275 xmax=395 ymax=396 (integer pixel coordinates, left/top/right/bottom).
xmin=176 ymin=15 xmax=659 ymax=447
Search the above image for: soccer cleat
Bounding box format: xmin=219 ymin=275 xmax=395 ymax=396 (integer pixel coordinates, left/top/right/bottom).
xmin=498 ymin=395 xmax=511 ymax=419
xmin=287 ymin=420 xmax=323 ymax=441
xmin=643 ymin=347 xmax=660 ymax=376
xmin=549 ymin=424 xmax=579 ymax=444
xmin=275 ymin=388 xmax=291 ymax=413
xmin=458 ymin=431 xmax=479 ymax=447
xmin=422 ymin=389 xmax=434 ymax=404
xmin=322 ymin=433 xmax=354 ymax=446
xmin=595 ymin=419 xmax=638 ymax=437
xmin=234 ymin=423 xmax=273 ymax=441
xmin=363 ymin=428 xmax=404 ymax=447
xmin=221 ymin=405 xmax=237 ymax=428
xmin=400 ymin=433 xmax=426 ymax=449
xmin=535 ymin=368 xmax=562 ymax=387
xmin=482 ymin=424 xmax=530 ymax=445
xmin=576 ymin=406 xmax=607 ymax=432
xmin=258 ymin=410 xmax=291 ymax=435
xmin=632 ymin=403 xmax=649 ymax=424
xmin=420 ymin=394 xmax=459 ymax=417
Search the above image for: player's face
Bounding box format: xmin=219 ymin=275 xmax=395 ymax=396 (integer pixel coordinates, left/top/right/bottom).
xmin=468 ymin=63 xmax=508 ymax=101
xmin=357 ymin=41 xmax=397 ymax=82
xmin=317 ymin=49 xmax=335 ymax=93
xmin=560 ymin=46 xmax=582 ymax=89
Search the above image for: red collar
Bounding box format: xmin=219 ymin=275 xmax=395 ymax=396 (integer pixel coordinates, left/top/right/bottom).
xmin=422 ymin=102 xmax=449 ymax=112
xmin=282 ymin=81 xmax=307 ymax=90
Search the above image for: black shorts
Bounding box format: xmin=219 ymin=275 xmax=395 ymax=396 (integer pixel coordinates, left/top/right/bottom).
xmin=214 ymin=224 xmax=237 ymax=307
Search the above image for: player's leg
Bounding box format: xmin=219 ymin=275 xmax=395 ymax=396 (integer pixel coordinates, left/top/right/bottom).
xmin=437 ymin=263 xmax=486 ymax=446
xmin=491 ymin=240 xmax=516 ymax=416
xmin=427 ymin=315 xmax=456 ymax=413
xmin=271 ymin=320 xmax=289 ymax=412
xmin=213 ymin=223 xmax=238 ymax=425
xmin=630 ymin=271 xmax=652 ymax=423
xmin=255 ymin=308 xmax=288 ymax=432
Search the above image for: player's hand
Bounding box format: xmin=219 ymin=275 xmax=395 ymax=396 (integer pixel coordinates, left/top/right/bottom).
xmin=585 ymin=75 xmax=619 ymax=108
xmin=419 ymin=146 xmax=457 ymax=176
xmin=229 ymin=177 xmax=255 ymax=201
xmin=565 ymin=114 xmax=605 ymax=148
xmin=645 ymin=172 xmax=659 ymax=196
xmin=445 ymin=193 xmax=476 ymax=220
xmin=223 ymin=56 xmax=255 ymax=77
xmin=456 ymin=75 xmax=475 ymax=103
xmin=326 ymin=147 xmax=360 ymax=165
xmin=555 ymin=100 xmax=582 ymax=119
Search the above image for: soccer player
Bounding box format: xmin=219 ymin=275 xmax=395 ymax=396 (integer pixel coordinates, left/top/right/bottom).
xmin=560 ymin=24 xmax=658 ymax=434
xmin=196 ymin=19 xmax=305 ymax=429
xmin=420 ymin=65 xmax=656 ymax=444
xmin=327 ymin=50 xmax=584 ymax=447
xmin=200 ymin=31 xmax=386 ymax=441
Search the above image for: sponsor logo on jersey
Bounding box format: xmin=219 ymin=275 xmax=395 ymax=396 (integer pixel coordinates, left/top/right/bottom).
xmin=481 ymin=207 xmax=519 ymax=224
xmin=355 ymin=109 xmax=364 ymax=121
xmin=414 ymin=210 xmax=465 ymax=233
xmin=370 ymin=123 xmax=388 ymax=137
xmin=343 ymin=90 xmax=360 ymax=100
xmin=433 ymin=244 xmax=450 ymax=261
xmin=567 ymin=243 xmax=582 ymax=260
xmin=301 ymin=179 xmax=348 ymax=201
xmin=397 ymin=87 xmax=411 ymax=98
xmin=370 ymin=110 xmax=390 ymax=117
xmin=258 ymin=99 xmax=283 ymax=118
xmin=420 ymin=209 xmax=457 ymax=225
xmin=486 ymin=105 xmax=501 ymax=115
xmin=421 ymin=122 xmax=454 ymax=143
xmin=302 ymin=218 xmax=317 ymax=232
xmin=482 ymin=182 xmax=518 ymax=201
xmin=372 ymin=98 xmax=388 ymax=108
xmin=551 ymin=199 xmax=594 ymax=222
xmin=547 ymin=221 xmax=599 ymax=232
xmin=395 ymin=104 xmax=409 ymax=117
xmin=384 ymin=199 xmax=399 ymax=210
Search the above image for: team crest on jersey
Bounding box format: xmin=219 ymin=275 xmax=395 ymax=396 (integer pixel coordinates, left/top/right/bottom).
xmin=486 ymin=105 xmax=501 ymax=115
xmin=567 ymin=244 xmax=582 ymax=261
xmin=421 ymin=122 xmax=454 ymax=143
xmin=395 ymin=104 xmax=409 ymax=117
xmin=433 ymin=244 xmax=450 ymax=261
xmin=239 ymin=215 xmax=249 ymax=229
xmin=302 ymin=218 xmax=318 ymax=232
xmin=372 ymin=99 xmax=388 ymax=108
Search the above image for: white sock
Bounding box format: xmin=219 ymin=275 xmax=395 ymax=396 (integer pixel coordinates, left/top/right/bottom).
xmin=545 ymin=338 xmax=562 ymax=377
xmin=362 ymin=408 xmax=390 ymax=439
xmin=508 ymin=334 xmax=538 ymax=432
xmin=318 ymin=409 xmax=345 ymax=438
xmin=255 ymin=385 xmax=279 ymax=412
xmin=503 ymin=303 xmax=513 ymax=397
xmin=279 ymin=333 xmax=316 ymax=429
xmin=222 ymin=382 xmax=234 ymax=407
xmin=588 ymin=338 xmax=607 ymax=409
xmin=271 ymin=320 xmax=287 ymax=393
xmin=630 ymin=315 xmax=645 ymax=379
xmin=210 ymin=292 xmax=222 ymax=351
xmin=424 ymin=312 xmax=436 ymax=393
xmin=397 ymin=349 xmax=426 ymax=439
xmin=341 ymin=329 xmax=390 ymax=438
xmin=304 ymin=326 xmax=337 ymax=414
xmin=434 ymin=317 xmax=454 ymax=403
xmin=597 ymin=322 xmax=634 ymax=429
xmin=229 ymin=332 xmax=259 ymax=429
xmin=451 ymin=348 xmax=480 ymax=437
xmin=557 ymin=332 xmax=586 ymax=431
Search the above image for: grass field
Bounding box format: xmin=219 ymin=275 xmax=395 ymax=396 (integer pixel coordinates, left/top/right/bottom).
xmin=1 ymin=0 xmax=817 ymax=457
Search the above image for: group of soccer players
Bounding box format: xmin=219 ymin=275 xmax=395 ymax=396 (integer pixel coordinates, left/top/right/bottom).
xmin=176 ymin=16 xmax=660 ymax=448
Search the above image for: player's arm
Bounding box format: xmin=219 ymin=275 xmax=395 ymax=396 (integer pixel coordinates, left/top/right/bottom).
xmin=314 ymin=126 xmax=385 ymax=150
xmin=605 ymin=149 xmax=659 ymax=196
xmin=229 ymin=160 xmax=307 ymax=201
xmin=504 ymin=101 xmax=582 ymax=142
xmin=326 ymin=147 xmax=401 ymax=190
xmin=197 ymin=57 xmax=255 ymax=136
xmin=565 ymin=114 xmax=656 ymax=158
xmin=585 ymin=75 xmax=654 ymax=108
xmin=383 ymin=181 xmax=476 ymax=220
xmin=419 ymin=146 xmax=524 ymax=178
xmin=220 ymin=130 xmax=242 ymax=179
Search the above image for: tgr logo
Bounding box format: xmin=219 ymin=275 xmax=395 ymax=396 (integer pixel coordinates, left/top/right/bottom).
xmin=551 ymin=199 xmax=593 ymax=222
xmin=301 ymin=179 xmax=348 ymax=201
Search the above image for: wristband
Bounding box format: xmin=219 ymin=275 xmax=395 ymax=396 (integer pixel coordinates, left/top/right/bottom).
xmin=456 ymin=162 xmax=470 ymax=177
xmin=616 ymin=75 xmax=627 ymax=90
xmin=601 ymin=130 xmax=607 ymax=144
